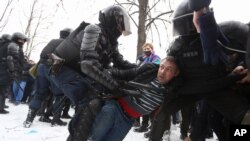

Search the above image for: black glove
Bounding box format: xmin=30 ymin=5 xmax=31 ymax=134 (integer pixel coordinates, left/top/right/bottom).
xmin=226 ymin=72 xmax=246 ymax=83
xmin=137 ymin=63 xmax=158 ymax=75
xmin=189 ymin=0 xmax=211 ymax=11
xmin=109 ymin=68 xmax=137 ymax=81
xmin=134 ymin=63 xmax=158 ymax=82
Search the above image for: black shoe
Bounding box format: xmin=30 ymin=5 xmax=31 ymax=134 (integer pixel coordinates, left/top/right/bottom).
xmin=23 ymin=120 xmax=32 ymax=128
xmin=133 ymin=120 xmax=140 ymax=127
xmin=206 ymin=132 xmax=214 ymax=139
xmin=51 ymin=119 xmax=67 ymax=126
xmin=180 ymin=133 xmax=187 ymax=140
xmin=0 ymin=109 xmax=9 ymax=114
xmin=39 ymin=116 xmax=52 ymax=123
xmin=23 ymin=108 xmax=38 ymax=128
xmin=134 ymin=125 xmax=148 ymax=132
xmin=61 ymin=113 xmax=72 ymax=119
xmin=4 ymin=105 xmax=9 ymax=108
xmin=144 ymin=130 xmax=151 ymax=138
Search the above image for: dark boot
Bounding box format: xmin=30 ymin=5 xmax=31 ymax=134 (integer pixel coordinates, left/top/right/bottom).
xmin=51 ymin=113 xmax=67 ymax=126
xmin=23 ymin=108 xmax=38 ymax=128
xmin=0 ymin=94 xmax=9 ymax=114
xmin=134 ymin=124 xmax=148 ymax=132
xmin=61 ymin=113 xmax=72 ymax=119
xmin=0 ymin=109 xmax=9 ymax=114
xmin=39 ymin=115 xmax=52 ymax=123
xmin=134 ymin=115 xmax=149 ymax=132
xmin=144 ymin=130 xmax=151 ymax=138
xmin=133 ymin=118 xmax=140 ymax=127
xmin=61 ymin=98 xmax=72 ymax=119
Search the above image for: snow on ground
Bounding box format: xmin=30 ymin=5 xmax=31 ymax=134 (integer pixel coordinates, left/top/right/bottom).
xmin=0 ymin=101 xmax=217 ymax=141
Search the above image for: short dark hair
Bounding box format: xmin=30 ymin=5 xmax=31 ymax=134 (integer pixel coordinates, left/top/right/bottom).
xmin=161 ymin=56 xmax=179 ymax=71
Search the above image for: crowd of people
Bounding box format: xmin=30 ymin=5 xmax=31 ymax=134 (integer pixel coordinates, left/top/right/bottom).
xmin=0 ymin=0 xmax=250 ymax=141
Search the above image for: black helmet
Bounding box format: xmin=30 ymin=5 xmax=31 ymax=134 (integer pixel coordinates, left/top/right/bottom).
xmin=172 ymin=0 xmax=196 ymax=37
xmin=219 ymin=20 xmax=249 ymax=49
xmin=11 ymin=32 xmax=28 ymax=46
xmin=219 ymin=21 xmax=249 ymax=50
xmin=60 ymin=28 xmax=73 ymax=39
xmin=99 ymin=5 xmax=131 ymax=38
xmin=1 ymin=34 xmax=12 ymax=41
xmin=11 ymin=32 xmax=28 ymax=42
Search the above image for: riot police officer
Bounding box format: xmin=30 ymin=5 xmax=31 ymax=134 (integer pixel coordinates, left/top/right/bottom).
xmin=47 ymin=5 xmax=136 ymax=141
xmin=0 ymin=32 xmax=28 ymax=114
xmin=23 ymin=28 xmax=72 ymax=127
xmin=149 ymin=0 xmax=250 ymax=140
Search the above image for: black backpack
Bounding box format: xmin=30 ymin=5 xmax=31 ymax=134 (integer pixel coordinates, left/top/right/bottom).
xmin=0 ymin=39 xmax=11 ymax=61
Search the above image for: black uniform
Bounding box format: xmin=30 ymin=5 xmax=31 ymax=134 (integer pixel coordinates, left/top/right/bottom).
xmin=47 ymin=5 xmax=136 ymax=141
xmin=23 ymin=28 xmax=72 ymax=128
xmin=0 ymin=32 xmax=27 ymax=114
xmin=149 ymin=0 xmax=250 ymax=140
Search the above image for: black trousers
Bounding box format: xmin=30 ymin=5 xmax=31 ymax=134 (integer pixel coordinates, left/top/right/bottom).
xmin=149 ymin=88 xmax=250 ymax=141
xmin=180 ymin=103 xmax=196 ymax=136
xmin=0 ymin=85 xmax=8 ymax=110
xmin=190 ymin=100 xmax=228 ymax=141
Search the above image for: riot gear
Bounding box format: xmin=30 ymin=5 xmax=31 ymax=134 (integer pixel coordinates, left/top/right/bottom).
xmin=1 ymin=34 xmax=12 ymax=41
xmin=48 ymin=5 xmax=135 ymax=140
xmin=60 ymin=28 xmax=73 ymax=39
xmin=188 ymin=0 xmax=211 ymax=11
xmin=7 ymin=43 xmax=19 ymax=58
xmin=54 ymin=21 xmax=90 ymax=69
xmin=219 ymin=20 xmax=249 ymax=70
xmin=11 ymin=32 xmax=28 ymax=47
xmin=172 ymin=0 xmax=196 ymax=37
xmin=6 ymin=56 xmax=15 ymax=73
xmin=219 ymin=20 xmax=249 ymax=50
xmin=99 ymin=5 xmax=131 ymax=39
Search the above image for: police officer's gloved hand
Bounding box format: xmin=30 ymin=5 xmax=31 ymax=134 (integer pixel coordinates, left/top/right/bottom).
xmin=189 ymin=0 xmax=211 ymax=11
xmin=227 ymin=72 xmax=246 ymax=83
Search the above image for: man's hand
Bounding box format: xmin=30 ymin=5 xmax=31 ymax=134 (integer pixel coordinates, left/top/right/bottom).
xmin=238 ymin=70 xmax=250 ymax=83
xmin=232 ymin=66 xmax=246 ymax=75
xmin=232 ymin=66 xmax=250 ymax=83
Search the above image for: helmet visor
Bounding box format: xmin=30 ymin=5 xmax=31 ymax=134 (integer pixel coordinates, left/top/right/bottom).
xmin=120 ymin=7 xmax=131 ymax=36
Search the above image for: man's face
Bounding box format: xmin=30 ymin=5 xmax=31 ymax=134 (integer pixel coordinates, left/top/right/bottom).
xmin=157 ymin=59 xmax=179 ymax=84
xmin=17 ymin=39 xmax=26 ymax=47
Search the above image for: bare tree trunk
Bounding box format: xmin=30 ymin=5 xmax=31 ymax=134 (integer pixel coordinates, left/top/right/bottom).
xmin=137 ymin=0 xmax=148 ymax=58
xmin=0 ymin=0 xmax=15 ymax=32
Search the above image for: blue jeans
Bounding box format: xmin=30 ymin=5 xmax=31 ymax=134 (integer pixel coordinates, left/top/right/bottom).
xmin=90 ymin=100 xmax=134 ymax=141
xmin=49 ymin=65 xmax=90 ymax=106
xmin=12 ymin=80 xmax=26 ymax=103
xmin=29 ymin=63 xmax=63 ymax=109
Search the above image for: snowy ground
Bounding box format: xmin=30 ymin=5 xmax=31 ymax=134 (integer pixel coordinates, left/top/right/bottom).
xmin=0 ymin=101 xmax=217 ymax=141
